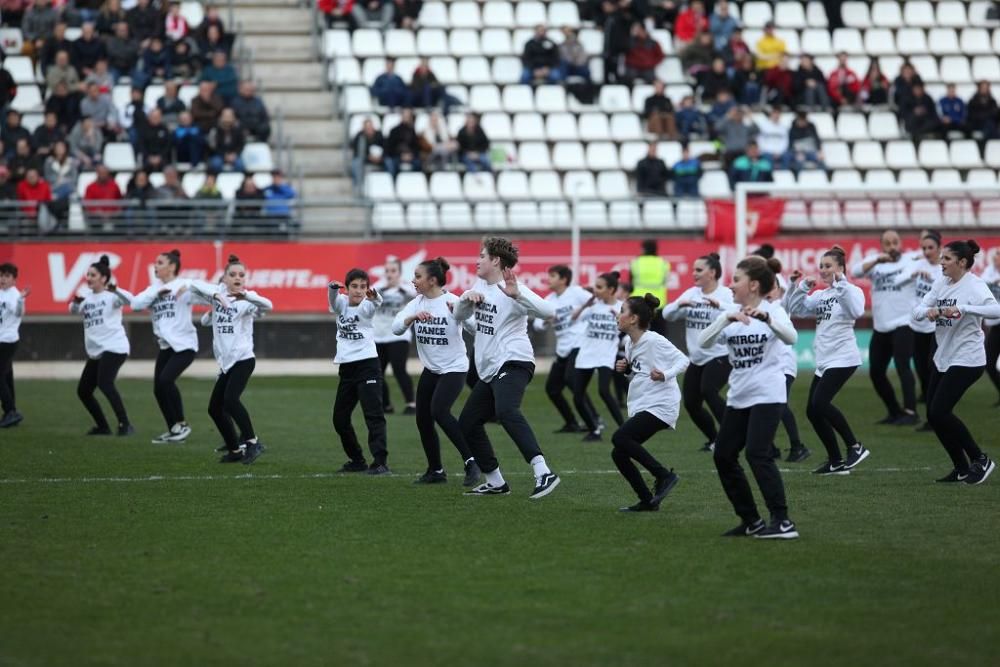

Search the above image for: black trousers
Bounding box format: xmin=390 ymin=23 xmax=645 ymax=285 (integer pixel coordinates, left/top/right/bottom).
xmin=574 ymin=366 xmax=625 ymax=429
xmin=458 ymin=361 xmax=543 ymax=474
xmin=153 ymin=347 xmax=195 ymax=429
xmin=912 ymin=331 xmax=937 ymax=400
xmin=611 ymin=411 xmax=671 ymax=503
xmin=985 ymin=326 xmax=1000 ymax=399
xmin=778 ymin=374 xmax=803 ymax=448
xmin=682 ymin=356 xmax=731 ymax=443
xmin=78 ymin=352 xmax=129 ymax=429
xmin=806 ymin=366 xmax=859 ymax=463
xmin=869 ymin=326 xmax=917 ymax=417
xmin=0 ymin=341 xmax=16 ymax=413
xmin=416 ymin=369 xmax=472 ymax=470
xmin=546 ymin=348 xmax=595 ymax=427
xmin=926 ymin=365 xmax=986 ymax=472
xmin=333 ymin=357 xmax=388 ymax=465
xmin=377 ymin=340 xmax=414 ymax=407
xmin=714 ymin=403 xmax=788 ymax=523
xmin=208 ymin=357 xmax=257 ymax=451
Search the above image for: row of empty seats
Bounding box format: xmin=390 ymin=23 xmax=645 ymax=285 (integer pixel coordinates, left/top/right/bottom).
xmin=76 ymin=170 xmax=275 ymax=200
xmin=841 ymin=1 xmax=998 ymax=28
xmin=102 ymin=142 xmax=275 ymax=173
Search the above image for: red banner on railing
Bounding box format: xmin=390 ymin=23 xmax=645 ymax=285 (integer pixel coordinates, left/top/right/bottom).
xmin=705 ymin=199 xmax=785 ymax=242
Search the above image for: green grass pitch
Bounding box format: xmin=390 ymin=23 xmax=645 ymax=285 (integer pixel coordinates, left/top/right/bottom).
xmin=2 ymin=373 xmax=999 ymax=666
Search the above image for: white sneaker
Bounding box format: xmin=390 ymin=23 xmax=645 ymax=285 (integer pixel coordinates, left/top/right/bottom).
xmin=151 ymin=431 xmax=173 ymax=444
xmin=163 ymin=424 xmax=192 ymax=442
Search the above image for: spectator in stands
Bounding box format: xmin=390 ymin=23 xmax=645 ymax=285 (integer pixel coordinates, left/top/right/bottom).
xmin=674 ymin=0 xmax=708 ymax=49
xmin=196 ymin=4 xmax=228 ymax=48
xmin=15 ymin=166 xmax=52 ymax=218
xmin=351 ymin=0 xmax=394 ymax=31
xmin=350 ymin=118 xmax=384 ymax=188
xmin=410 ymin=58 xmax=458 ymax=113
xmin=122 ymin=86 xmax=148 ymax=148
xmin=71 ymin=22 xmax=107 ymax=79
xmin=520 ymin=24 xmax=562 ymax=85
xmin=756 ymin=107 xmax=788 ymax=164
xmin=139 ymin=36 xmax=172 ymax=85
xmin=715 ymin=105 xmax=758 ymax=164
xmin=706 ymin=88 xmax=736 ymax=129
xmin=783 ymin=110 xmax=825 ymax=173
xmin=0 ymin=167 xmax=15 ymax=202
xmin=69 ymin=116 xmax=104 ymax=168
xmin=83 ymin=164 xmax=123 ymax=226
xmin=392 ymin=0 xmax=422 ymax=29
xmin=2 ymin=111 xmax=31 ymax=156
xmin=156 ymin=165 xmax=187 ymax=200
xmin=39 ymin=20 xmax=70 ymax=75
xmin=709 ymin=0 xmax=739 ymax=51
xmin=635 ymin=143 xmax=669 ymax=196
xmin=793 ymin=54 xmax=830 ymax=109
xmin=731 ymin=52 xmax=762 ymax=106
xmin=32 ymin=111 xmax=65 ymax=158
xmin=128 ymin=0 xmax=163 ymax=46
xmin=827 ymin=52 xmax=860 ymax=107
xmin=680 ymin=31 xmax=715 ymax=77
xmin=671 ymin=145 xmax=702 ymax=197
xmin=0 ymin=55 xmax=16 ymax=112
xmin=892 ymin=62 xmax=922 ymax=109
xmin=967 ymin=81 xmax=999 ymax=140
xmin=231 ymin=80 xmax=270 ymax=142
xmin=421 ymin=109 xmax=456 ymax=170
xmin=195 ymin=172 xmax=222 ymax=200
xmin=80 ymin=81 xmax=121 ymax=136
xmin=207 ymin=107 xmax=246 ymax=172
xmin=191 ymin=80 xmax=224 ymax=133
xmin=42 ymin=139 xmax=78 ymax=200
xmin=675 ymin=94 xmax=707 ymax=138
xmin=201 ymin=50 xmax=238 ymax=103
xmin=599 ymin=0 xmax=633 ymax=85
xmin=45 ymin=81 xmax=81 ymax=132
xmin=901 ymin=83 xmax=941 ymax=140
xmin=173 ymin=110 xmax=205 ymax=165
xmin=939 ymin=84 xmax=967 ymax=135
xmin=139 ymin=107 xmax=173 ymax=171
xmin=165 ymin=2 xmax=189 ymax=42
xmin=457 ymin=112 xmax=491 ymax=173
xmin=384 ymin=108 xmax=421 ymax=176
xmin=21 ymin=0 xmax=58 ymax=62
xmin=755 ymin=21 xmax=785 ymax=71
xmin=157 ymin=81 xmax=187 ymax=128
xmin=559 ymin=27 xmax=591 ymax=82
xmin=263 ymin=169 xmax=297 ymax=225
xmin=319 ymin=0 xmax=357 ymax=29
xmin=97 ymin=0 xmax=127 ymax=36
xmin=1 ymin=0 xmax=31 ymax=28
xmin=45 ymin=50 xmax=80 ymax=93
xmin=643 ymin=80 xmax=678 ymax=140
xmin=720 ymin=26 xmax=750 ymax=68
xmin=625 ymin=23 xmax=665 ymax=85
xmin=371 ymin=58 xmax=411 ymax=108
xmin=126 ymin=169 xmax=155 ymax=211
xmin=729 ymin=141 xmax=773 ymax=186
xmin=235 ymin=175 xmax=264 ymax=222
xmin=859 ymin=61 xmax=890 ymax=106
xmin=86 ymin=59 xmax=114 ymax=96
xmin=106 ymin=22 xmax=140 ymax=83
xmin=646 ymin=0 xmax=680 ymax=32
xmin=697 ymin=57 xmax=733 ymax=104
xmin=763 ymin=54 xmax=794 ymax=106
xmin=171 ymin=40 xmax=200 ymax=81
xmin=197 ymin=24 xmax=230 ymax=65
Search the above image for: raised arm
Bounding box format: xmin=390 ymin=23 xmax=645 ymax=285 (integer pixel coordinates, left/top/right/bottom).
xmin=835 ymin=279 xmax=866 ymax=319
xmin=698 ymin=311 xmax=731 ymax=348
xmin=328 ymin=286 xmax=347 ymax=315
xmin=515 ymin=284 xmax=555 ymax=320
xmin=767 ymin=306 xmax=798 ymax=345
xmin=129 ymin=284 xmax=160 ymax=311
xmin=110 ymin=287 xmax=134 ymax=309
xmin=392 ymin=298 xmax=419 ymax=336
xmin=243 ymin=290 xmax=273 ymax=314
xmin=956 ymin=282 xmax=1000 ymax=319
xmin=655 ymin=338 xmax=690 ymax=380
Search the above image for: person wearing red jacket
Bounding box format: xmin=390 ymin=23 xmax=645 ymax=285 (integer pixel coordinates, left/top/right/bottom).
xmin=319 ymin=0 xmax=357 ymax=28
xmin=16 ymin=168 xmax=52 ymax=218
xmin=674 ymin=0 xmax=708 ymax=46
xmin=84 ymin=165 xmax=123 ymax=224
xmin=827 ymin=52 xmax=860 ymax=107
xmin=625 ymin=24 xmax=665 ymax=85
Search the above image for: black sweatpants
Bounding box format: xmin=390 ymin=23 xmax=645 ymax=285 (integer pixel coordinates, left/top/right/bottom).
xmin=714 ymin=403 xmax=788 ymax=523
xmin=78 ymin=352 xmax=129 ymax=429
xmin=869 ymin=326 xmax=917 ymax=417
xmin=611 ymin=411 xmax=671 ymax=503
xmin=153 ymin=347 xmax=195 ymax=429
xmin=926 ymin=365 xmax=986 ymax=472
xmin=458 ymin=361 xmax=543 ymax=474
xmin=806 ymin=366 xmax=859 ymax=463
xmin=574 ymin=366 xmax=625 ymax=429
xmin=333 ymin=357 xmax=388 ymax=465
xmin=377 ymin=340 xmax=414 ymax=408
xmin=682 ymin=356 xmax=731 ymax=443
xmin=778 ymin=374 xmax=803 ymax=448
xmin=912 ymin=331 xmax=937 ymax=400
xmin=416 ymin=369 xmax=472 ymax=470
xmin=0 ymin=341 xmax=16 ymax=413
xmin=985 ymin=326 xmax=1000 ymax=399
xmin=208 ymin=357 xmax=257 ymax=451
xmin=546 ymin=348 xmax=595 ymax=427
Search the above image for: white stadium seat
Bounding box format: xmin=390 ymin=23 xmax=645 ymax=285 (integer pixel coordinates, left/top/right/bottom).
xmin=904 ymin=1 xmax=936 ymax=28
xmin=463 ymin=172 xmax=496 ymax=201
xmin=742 ymin=1 xmax=773 ymax=28
xmin=535 ymin=85 xmax=568 ymax=113
xmin=564 ymin=170 xmax=598 ymax=199
xmin=960 ymin=29 xmax=993 ymax=55
xmin=579 ymin=113 xmax=610 ymax=141
xmin=501 ymin=84 xmax=534 ymax=112
xmin=886 ymin=141 xmax=918 ymax=169
xmin=482 ymin=2 xmax=515 ymax=28
xmin=806 ymin=1 xmax=829 ymax=27
xmin=841 ymin=2 xmax=870 ymax=27
xmin=836 ymin=113 xmax=869 ymax=141
xmin=373 ymin=203 xmax=406 ymax=232
xmin=515 ymin=1 xmax=547 ymax=27
xmin=518 ymin=142 xmax=552 ymax=170
xmin=352 ymin=29 xmax=383 ymax=58
xmin=832 ymin=29 xmax=864 ymax=55
xmin=871 ymin=1 xmax=903 ymax=27
xmin=492 ymin=56 xmax=522 ymax=84
xmin=545 ymin=113 xmax=579 ymax=141
xmin=396 ymin=173 xmax=430 ymax=202
xmin=416 ymin=29 xmax=449 ymax=56
xmin=407 ymin=202 xmax=439 ymax=231
xmin=852 ymin=141 xmax=886 ymax=170
xmin=610 ymin=113 xmax=643 ymax=141
xmin=385 ymin=30 xmax=417 ymax=57
xmin=599 ymin=85 xmax=632 ymax=113
xmin=548 ymin=2 xmax=581 ymax=27
xmin=513 ymin=112 xmax=546 ymax=141
xmin=935 ymin=1 xmax=967 ymax=28
xmin=449 ymin=30 xmax=481 ymax=57
xmin=895 ymin=28 xmax=928 ymax=56
xmin=419 ymin=2 xmax=449 ymax=28
xmin=553 ymin=142 xmax=586 ymax=171
xmin=450 ymin=2 xmax=482 ymax=29
xmin=643 ymin=200 xmax=676 ymax=230
xmin=474 ymin=202 xmax=508 ymax=229
xmin=775 ymin=2 xmax=807 ymax=28
xmin=470 ymin=85 xmax=502 ymax=112
xmin=928 ymin=28 xmax=960 ymax=55
xmin=530 ymin=171 xmax=563 ymax=199
xmin=497 ymin=170 xmax=530 ymax=200
xmin=429 ymin=172 xmax=463 ymax=200
xmin=439 ymin=202 xmax=473 ymax=231
xmin=949 ymin=140 xmax=983 ymax=169
xmin=508 ymin=202 xmax=540 ymax=229
xmin=481 ymin=28 xmax=513 ymax=56
xmin=864 ymin=29 xmax=897 ymax=57
xmin=586 ymin=142 xmax=620 ymax=170
xmin=597 ymin=171 xmax=630 ymax=200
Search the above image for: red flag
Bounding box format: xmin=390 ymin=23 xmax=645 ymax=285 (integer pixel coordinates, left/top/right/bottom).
xmin=705 ymin=198 xmax=785 ymax=242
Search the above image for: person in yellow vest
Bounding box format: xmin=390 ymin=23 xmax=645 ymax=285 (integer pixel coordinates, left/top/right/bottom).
xmin=630 ymin=239 xmax=670 ymax=334
xmin=755 ymin=21 xmax=787 ymax=70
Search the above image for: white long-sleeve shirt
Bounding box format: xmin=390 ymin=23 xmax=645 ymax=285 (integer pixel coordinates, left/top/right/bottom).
xmin=195 ymin=288 xmax=273 ymax=373
xmin=452 ymin=278 xmax=555 ymax=383
xmin=392 ymin=292 xmax=469 ymax=374
xmin=373 ymin=284 xmax=416 ymax=344
xmin=329 ymin=288 xmax=383 ymax=364
xmin=574 ymin=299 xmax=622 ymax=370
xmin=785 ymin=277 xmax=865 ymax=376
xmin=532 ymin=285 xmax=592 ymax=358
xmin=0 ymin=286 xmax=25 ymax=343
xmin=623 ymin=330 xmax=689 ymax=428
xmin=661 ymin=285 xmax=734 ymax=365
xmin=980 ymin=264 xmax=1000 ymax=327
xmin=130 ymin=277 xmax=199 ymax=352
xmin=894 ymin=257 xmax=943 ymax=334
xmin=698 ymin=300 xmax=797 ymax=408
xmin=69 ymin=287 xmax=134 ymax=359
xmin=912 ymin=272 xmax=1000 ymax=371
xmin=851 ymin=254 xmax=917 ymax=332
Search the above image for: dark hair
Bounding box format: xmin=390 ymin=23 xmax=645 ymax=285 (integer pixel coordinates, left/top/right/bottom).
xmin=619 ymin=280 xmax=633 ymax=293
xmin=823 ymin=245 xmax=847 ymax=268
xmin=482 ymin=236 xmax=519 ymax=269
xmin=548 ymin=264 xmax=572 ymax=283
xmin=345 ymin=267 xmax=369 ymax=286
xmin=91 ymin=254 xmax=112 ymax=282
xmin=921 ymin=230 xmax=942 ymax=246
xmin=697 ymin=252 xmax=722 ymax=280
xmin=160 ymin=248 xmax=181 ymax=273
xmin=641 ymin=239 xmax=658 ymax=255
xmin=419 ymin=256 xmax=450 ymax=286
xmin=751 ymin=243 xmax=775 ymax=259
xmin=736 ymin=256 xmax=776 ymax=294
xmin=226 ymin=254 xmax=244 ymax=268
xmin=766 ymin=256 xmax=783 ymax=275
xmin=598 ymin=270 xmax=620 ymax=290
xmin=625 ymin=293 xmax=661 ymax=329
xmin=0 ymin=262 xmax=17 ymax=278
xmin=944 ymin=239 xmax=981 ymax=270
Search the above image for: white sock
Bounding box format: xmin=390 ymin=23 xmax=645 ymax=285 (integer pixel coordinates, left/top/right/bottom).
xmin=465 ymin=457 xmax=475 ymax=465
xmin=530 ymin=455 xmax=551 ymax=479
xmin=485 ymin=468 xmax=505 ymax=487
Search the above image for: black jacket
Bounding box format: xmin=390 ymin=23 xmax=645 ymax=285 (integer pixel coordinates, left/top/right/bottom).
xmin=521 ymin=36 xmax=559 ymax=70
xmin=635 ymin=156 xmax=669 ymax=195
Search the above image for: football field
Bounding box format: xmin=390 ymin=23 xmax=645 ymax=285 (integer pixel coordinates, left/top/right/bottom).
xmin=2 ymin=373 xmax=999 ymax=665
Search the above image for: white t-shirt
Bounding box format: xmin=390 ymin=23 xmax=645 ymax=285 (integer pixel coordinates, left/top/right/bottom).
xmin=575 ymin=299 xmax=623 ymax=370
xmin=980 ymin=264 xmax=1000 ymax=327
xmin=392 ymin=292 xmax=469 ymax=375
xmin=661 ymin=284 xmax=733 ymax=365
xmin=452 ymin=278 xmax=555 ymax=383
xmin=0 ymin=286 xmax=25 ymax=344
xmin=851 ymin=254 xmax=917 ymax=332
xmin=913 ymin=272 xmax=1000 ymax=371
xmin=70 ymin=288 xmax=134 ymax=359
xmin=895 ymin=257 xmax=943 ymax=334
xmin=623 ymin=330 xmax=689 ymax=428
xmin=373 ymin=284 xmax=415 ymax=344
xmin=533 ymin=285 xmax=592 ymax=358
xmin=699 ymin=300 xmax=798 ymax=409
xmin=130 ymin=277 xmax=199 ymax=352
xmin=329 ymin=289 xmax=383 ymax=364
xmin=198 ymin=290 xmax=273 ymax=373
xmin=785 ymin=277 xmax=865 ymax=376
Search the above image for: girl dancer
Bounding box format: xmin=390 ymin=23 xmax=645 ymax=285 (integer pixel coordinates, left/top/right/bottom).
xmin=70 ymin=255 xmax=135 ymax=436
xmin=190 ymin=256 xmax=271 ymax=464
xmin=571 ymin=271 xmax=626 ymax=441
xmin=851 ymin=230 xmax=919 ymax=426
xmin=769 ymin=258 xmax=809 ymax=463
xmin=392 ymin=257 xmax=482 ymax=486
xmin=699 ymin=256 xmax=799 ymax=539
xmin=374 ymin=257 xmax=416 ymax=415
xmin=329 ymin=268 xmax=390 ymax=474
xmin=914 ymin=240 xmax=999 ymax=485
xmin=131 ymin=249 xmax=199 ymax=443
xmin=661 ymin=253 xmax=733 ymax=453
xmin=0 ymin=263 xmax=27 ymax=428
xmin=453 ymin=237 xmax=560 ymax=499
xmin=612 ymin=294 xmax=689 ymax=512
xmin=786 ymin=247 xmax=870 ymax=475
xmin=982 ymin=250 xmax=1000 ymax=404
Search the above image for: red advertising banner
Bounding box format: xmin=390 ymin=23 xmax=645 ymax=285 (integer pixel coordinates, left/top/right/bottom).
xmin=705 ymin=199 xmax=785 ymax=242
xmin=3 ymin=237 xmax=1000 ymax=314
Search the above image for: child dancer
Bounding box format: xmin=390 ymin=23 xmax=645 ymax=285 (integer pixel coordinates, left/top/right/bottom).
xmin=0 ymin=263 xmax=27 ymax=428
xmin=374 ymin=257 xmax=417 ymax=414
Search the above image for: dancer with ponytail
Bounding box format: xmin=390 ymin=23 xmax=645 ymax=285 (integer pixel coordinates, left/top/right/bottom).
xmin=767 ymin=256 xmax=809 ymax=463
xmin=612 ymin=293 xmax=688 ymax=512
xmin=70 ymin=255 xmax=135 ymax=436
xmin=979 ymin=250 xmax=1000 ymax=405
xmin=374 ymin=257 xmax=417 ymax=415
xmin=913 ymin=240 xmax=999 ymax=485
xmin=0 ymin=263 xmax=27 ymax=428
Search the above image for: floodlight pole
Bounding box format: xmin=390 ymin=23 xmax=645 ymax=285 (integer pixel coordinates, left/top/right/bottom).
xmin=735 ymin=184 xmax=748 ymax=260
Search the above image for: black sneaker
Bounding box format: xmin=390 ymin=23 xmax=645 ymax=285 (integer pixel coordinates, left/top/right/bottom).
xmin=755 ymin=518 xmax=800 ymax=540
xmin=0 ymin=410 xmax=23 ymax=428
xmin=699 ymin=441 xmax=715 ymax=452
xmin=964 ymin=456 xmax=996 ymax=485
xmin=722 ymin=518 xmax=766 ymax=537
xmin=786 ymin=446 xmax=811 ymax=463
xmin=892 ymin=412 xmax=919 ymax=426
xmin=86 ymin=426 xmax=112 ymax=436
xmin=117 ymin=424 xmax=135 ymax=437
xmin=414 ymin=470 xmax=447 ymax=484
xmin=553 ymin=423 xmax=584 ymax=434
xmin=619 ymin=500 xmax=658 ymax=512
xmin=384 ymin=404 xmax=395 ymax=414
xmin=875 ymin=414 xmax=899 ymax=425
xmin=529 ymin=472 xmax=561 ymax=499
xmin=403 ymin=405 xmax=417 ymax=415
xmin=338 ymin=460 xmax=368 ymax=473
xmin=464 ymin=482 xmax=511 ymax=496
xmin=843 ymin=444 xmax=871 ymax=470
xmin=582 ymin=430 xmax=602 ymax=442
xmin=367 ymin=463 xmax=392 ymax=476
xmin=463 ymin=460 xmax=482 ymax=487
xmin=219 ymin=449 xmax=245 ymax=463
xmin=769 ymin=445 xmax=782 ymax=461
xmin=812 ymin=461 xmax=850 ymax=475
xmin=651 ymin=470 xmax=679 ymax=506
xmin=916 ymin=421 xmax=934 ymax=432
xmin=242 ymin=440 xmax=266 ymax=465
xmin=936 ymin=469 xmax=968 ymax=483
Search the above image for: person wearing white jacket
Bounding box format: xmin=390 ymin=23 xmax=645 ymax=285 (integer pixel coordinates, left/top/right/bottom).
xmin=978 ymin=250 xmax=1000 ymax=403
xmin=374 ymin=257 xmax=417 ymax=415
xmin=912 ymin=239 xmax=1000 ymax=485
xmin=0 ymin=262 xmax=28 ymax=428
xmin=69 ymin=255 xmax=135 ymax=437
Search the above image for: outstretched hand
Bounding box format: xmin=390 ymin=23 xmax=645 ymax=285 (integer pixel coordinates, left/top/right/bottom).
xmin=366 ymin=288 xmax=379 ymax=300
xmin=328 ymin=281 xmax=343 ymax=291
xmin=19 ymin=286 xmax=30 ymax=298
xmin=500 ymin=268 xmax=520 ymax=298
xmin=463 ymin=290 xmax=484 ymax=304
